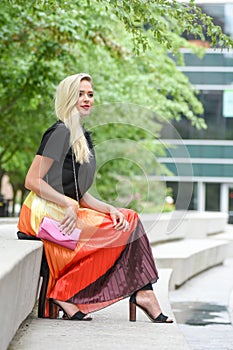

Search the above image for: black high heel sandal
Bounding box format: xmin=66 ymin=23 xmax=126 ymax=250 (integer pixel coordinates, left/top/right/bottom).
xmin=49 ymin=298 xmax=92 ymax=321
xmin=129 ymin=293 xmax=173 ymax=323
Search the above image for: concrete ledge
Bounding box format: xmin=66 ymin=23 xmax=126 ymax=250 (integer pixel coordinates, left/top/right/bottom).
xmin=152 ymin=238 xmax=228 ymax=289
xmin=140 ymin=211 xmax=228 ymax=244
xmin=0 ymin=223 xmax=19 ymax=240
xmin=213 ymin=225 xmax=233 ymax=258
xmin=229 ymin=284 xmax=233 ymax=326
xmin=185 ymin=211 xmax=228 ymax=238
xmin=0 ymin=218 xmax=18 ymax=225
xmin=141 ymin=212 xmax=188 ymax=243
xmin=0 ymin=237 xmax=43 ymax=350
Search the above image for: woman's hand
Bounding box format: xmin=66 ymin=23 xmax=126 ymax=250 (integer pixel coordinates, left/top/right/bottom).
xmin=80 ymin=192 xmax=130 ymax=232
xmin=110 ymin=207 xmax=129 ymax=232
xmin=59 ymin=204 xmax=78 ymax=235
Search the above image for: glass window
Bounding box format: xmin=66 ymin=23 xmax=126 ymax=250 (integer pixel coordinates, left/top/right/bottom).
xmin=182 ymin=53 xmax=233 ymax=67
xmin=164 ymin=90 xmax=233 ymax=140
xmin=166 ymin=181 xmax=196 ymax=210
xmin=185 ymin=72 xmax=233 ymax=85
xmin=205 ymin=183 xmax=220 ymax=211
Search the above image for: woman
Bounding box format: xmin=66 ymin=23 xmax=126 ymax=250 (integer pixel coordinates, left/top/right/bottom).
xmin=18 ymin=73 xmax=173 ymax=323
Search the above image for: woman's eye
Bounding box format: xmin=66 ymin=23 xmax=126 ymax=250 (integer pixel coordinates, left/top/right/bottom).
xmin=79 ymin=92 xmax=94 ymax=98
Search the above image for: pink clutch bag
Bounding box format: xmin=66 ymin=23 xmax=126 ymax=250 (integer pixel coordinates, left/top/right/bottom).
xmin=38 ymin=217 xmax=81 ymax=250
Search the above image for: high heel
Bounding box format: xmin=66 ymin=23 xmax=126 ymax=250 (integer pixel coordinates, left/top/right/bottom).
xmin=49 ymin=298 xmax=92 ymax=321
xmin=129 ymin=293 xmax=173 ymax=323
xmin=49 ymin=298 xmax=60 ymax=319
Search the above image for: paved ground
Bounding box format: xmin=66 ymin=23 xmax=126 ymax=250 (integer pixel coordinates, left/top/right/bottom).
xmin=8 ymin=268 xmax=189 ymax=350
xmin=8 ymin=298 xmax=188 ymax=350
xmin=170 ymin=258 xmax=233 ymax=350
xmin=9 ymin=260 xmax=233 ymax=350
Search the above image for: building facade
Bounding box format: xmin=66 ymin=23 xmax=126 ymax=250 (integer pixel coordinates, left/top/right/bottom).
xmin=158 ymin=1 xmax=233 ymax=219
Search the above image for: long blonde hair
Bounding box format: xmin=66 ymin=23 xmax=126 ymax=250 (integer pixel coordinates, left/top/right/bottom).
xmin=55 ymin=73 xmax=93 ymax=164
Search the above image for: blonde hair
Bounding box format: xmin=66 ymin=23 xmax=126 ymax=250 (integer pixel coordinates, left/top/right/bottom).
xmin=55 ymin=73 xmax=93 ymax=164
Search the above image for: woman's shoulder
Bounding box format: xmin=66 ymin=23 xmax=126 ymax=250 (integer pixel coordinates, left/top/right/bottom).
xmin=37 ymin=120 xmax=70 ymax=160
xmin=43 ymin=120 xmax=69 ymax=137
xmin=40 ymin=120 xmax=70 ymax=145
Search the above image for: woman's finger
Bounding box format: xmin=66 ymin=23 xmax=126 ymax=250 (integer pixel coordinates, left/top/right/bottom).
xmin=122 ymin=219 xmax=129 ymax=231
xmin=61 ymin=222 xmax=76 ymax=235
xmin=59 ymin=206 xmax=78 ymax=234
xmin=114 ymin=216 xmax=124 ymax=229
xmin=114 ymin=216 xmax=129 ymax=231
xmin=59 ymin=216 xmax=76 ymax=234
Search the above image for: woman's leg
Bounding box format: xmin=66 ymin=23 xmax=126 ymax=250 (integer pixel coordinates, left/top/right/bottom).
xmin=130 ymin=283 xmax=173 ymax=323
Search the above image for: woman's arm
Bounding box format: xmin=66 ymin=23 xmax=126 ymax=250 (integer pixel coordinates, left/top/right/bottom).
xmin=25 ymin=155 xmax=78 ymax=234
xmin=80 ymin=192 xmax=129 ymax=231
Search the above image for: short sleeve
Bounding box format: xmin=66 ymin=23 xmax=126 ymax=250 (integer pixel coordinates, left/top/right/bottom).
xmin=37 ymin=122 xmax=70 ymax=162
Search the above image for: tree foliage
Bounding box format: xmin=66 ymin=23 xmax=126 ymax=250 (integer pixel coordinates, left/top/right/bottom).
xmin=0 ymin=0 xmax=232 ymax=212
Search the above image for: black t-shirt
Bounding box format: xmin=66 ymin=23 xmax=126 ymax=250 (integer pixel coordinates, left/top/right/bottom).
xmin=37 ymin=121 xmax=96 ymax=200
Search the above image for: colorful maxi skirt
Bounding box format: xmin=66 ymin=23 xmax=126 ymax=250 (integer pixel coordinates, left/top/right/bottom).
xmin=18 ymin=192 xmax=159 ymax=317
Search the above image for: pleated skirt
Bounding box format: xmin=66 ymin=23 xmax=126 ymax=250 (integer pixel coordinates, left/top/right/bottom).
xmin=18 ymin=192 xmax=159 ymax=317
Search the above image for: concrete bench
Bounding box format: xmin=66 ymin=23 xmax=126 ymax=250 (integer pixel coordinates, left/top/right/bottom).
xmin=0 ymin=224 xmax=43 ymax=350
xmin=140 ymin=211 xmax=228 ymax=244
xmin=152 ymin=238 xmax=229 ymax=289
xmin=213 ymin=224 xmax=233 ymax=258
xmin=142 ymin=211 xmax=230 ymax=289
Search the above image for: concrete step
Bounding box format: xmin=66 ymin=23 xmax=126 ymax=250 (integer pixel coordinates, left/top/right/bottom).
xmin=213 ymin=224 xmax=233 ymax=258
xmin=152 ymin=238 xmax=229 ymax=289
xmin=0 ymin=223 xmax=18 ymax=239
xmin=0 ymin=236 xmax=43 ymax=350
xmin=140 ymin=211 xmax=228 ymax=244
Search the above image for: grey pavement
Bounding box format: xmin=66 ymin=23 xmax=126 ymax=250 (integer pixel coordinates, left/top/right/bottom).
xmin=9 ymin=259 xmax=233 ymax=350
xmin=8 ymin=298 xmax=188 ymax=350
xmin=170 ymin=258 xmax=233 ymax=350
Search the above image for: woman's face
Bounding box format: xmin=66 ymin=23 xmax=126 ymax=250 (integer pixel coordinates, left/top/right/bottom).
xmin=75 ymin=79 xmax=94 ymax=117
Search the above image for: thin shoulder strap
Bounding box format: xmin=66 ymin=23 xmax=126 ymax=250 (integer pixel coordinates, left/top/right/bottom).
xmin=72 ymin=151 xmax=79 ymax=201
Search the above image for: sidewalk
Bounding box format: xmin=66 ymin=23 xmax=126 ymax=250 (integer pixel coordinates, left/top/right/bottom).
xmin=8 ymin=259 xmax=233 ymax=350
xmin=8 ymin=293 xmax=188 ymax=350
xmin=170 ymin=258 xmax=233 ymax=350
